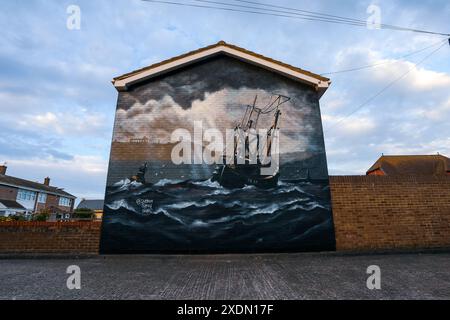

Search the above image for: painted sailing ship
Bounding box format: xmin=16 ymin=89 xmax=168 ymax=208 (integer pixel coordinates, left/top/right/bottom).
xmin=211 ymin=94 xmax=290 ymax=189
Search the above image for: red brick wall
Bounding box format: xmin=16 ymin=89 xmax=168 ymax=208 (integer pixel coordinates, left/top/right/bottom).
xmin=1 ymin=176 xmax=450 ymax=255
xmin=0 ymin=185 xmax=18 ymax=201
xmin=330 ymin=176 xmax=450 ymax=251
xmin=43 ymin=194 xmax=74 ymax=214
xmin=0 ymin=222 xmax=101 ymax=254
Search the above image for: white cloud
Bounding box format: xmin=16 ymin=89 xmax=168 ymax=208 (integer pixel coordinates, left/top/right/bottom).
xmin=323 ymin=114 xmax=376 ymax=135
xmin=10 ymin=155 xmax=107 ymax=174
xmin=419 ymin=98 xmax=450 ymax=121
xmin=4 ymin=155 xmax=108 ymax=199
xmin=371 ymin=59 xmax=450 ymax=91
xmin=19 ymin=110 xmax=108 ymax=136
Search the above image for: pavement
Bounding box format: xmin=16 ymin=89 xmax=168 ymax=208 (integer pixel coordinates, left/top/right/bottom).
xmin=1 ymin=252 xmax=449 ymax=300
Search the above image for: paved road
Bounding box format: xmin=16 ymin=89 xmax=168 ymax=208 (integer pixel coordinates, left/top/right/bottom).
xmin=1 ymin=252 xmax=449 ymax=300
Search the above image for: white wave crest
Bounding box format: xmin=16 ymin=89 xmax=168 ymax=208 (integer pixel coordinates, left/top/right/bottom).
xmin=154 ymin=178 xmax=182 ymax=187
xmin=112 ymin=178 xmax=143 ymax=191
xmin=191 ymin=179 xmax=223 ymax=188
xmin=164 ymin=200 xmax=217 ymax=210
xmin=106 ymin=199 xmax=136 ymax=212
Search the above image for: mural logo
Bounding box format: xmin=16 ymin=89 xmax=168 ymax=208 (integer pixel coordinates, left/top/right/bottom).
xmin=100 ymin=55 xmax=335 ymax=253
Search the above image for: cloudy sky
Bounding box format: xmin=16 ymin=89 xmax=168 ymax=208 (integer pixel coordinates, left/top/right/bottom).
xmin=1 ymin=0 xmax=449 ymax=200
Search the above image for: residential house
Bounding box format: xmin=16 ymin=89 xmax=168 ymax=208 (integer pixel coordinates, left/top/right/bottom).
xmin=366 ymin=154 xmax=450 ymax=176
xmin=0 ymin=164 xmax=76 ymax=219
xmin=77 ymin=199 xmax=104 ymax=220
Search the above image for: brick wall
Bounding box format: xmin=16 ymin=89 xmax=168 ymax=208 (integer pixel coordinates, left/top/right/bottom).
xmin=330 ymin=175 xmax=450 ymax=251
xmin=0 ymin=185 xmax=18 ymax=201
xmin=1 ymin=176 xmax=449 ymax=255
xmin=0 ymin=221 xmax=101 ymax=254
xmin=45 ymin=194 xmax=74 ymax=214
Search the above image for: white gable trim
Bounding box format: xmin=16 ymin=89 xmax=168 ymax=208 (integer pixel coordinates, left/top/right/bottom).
xmin=113 ymin=45 xmax=330 ymax=97
xmin=0 ymin=182 xmax=75 ymax=199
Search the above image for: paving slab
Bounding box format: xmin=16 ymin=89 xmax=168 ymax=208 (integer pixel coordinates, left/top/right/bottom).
xmin=1 ymin=252 xmax=449 ymax=300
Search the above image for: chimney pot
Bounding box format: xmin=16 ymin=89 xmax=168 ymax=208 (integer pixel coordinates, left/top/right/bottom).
xmin=44 ymin=177 xmax=50 ymax=186
xmin=0 ymin=165 xmax=6 ymax=175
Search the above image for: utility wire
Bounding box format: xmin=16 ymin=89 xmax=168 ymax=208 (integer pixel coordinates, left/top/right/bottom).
xmin=143 ymin=0 xmax=370 ymax=27
xmin=233 ymin=0 xmax=369 ymax=23
xmin=326 ymin=42 xmax=447 ymax=131
xmin=140 ymin=0 xmax=449 ymax=128
xmin=196 ymin=0 xmax=374 ymax=26
xmin=143 ymin=0 xmax=450 ymax=37
xmin=232 ymin=0 xmax=450 ymax=37
xmin=320 ymin=38 xmax=448 ymax=76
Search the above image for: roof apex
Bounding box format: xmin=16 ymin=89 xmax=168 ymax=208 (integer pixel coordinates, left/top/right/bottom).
xmin=112 ymin=41 xmax=330 ymax=97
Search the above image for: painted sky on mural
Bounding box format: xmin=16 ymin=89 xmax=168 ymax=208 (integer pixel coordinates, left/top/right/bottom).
xmin=114 ymin=88 xmax=318 ymax=154
xmin=113 ymin=56 xmax=326 ymax=155
xmin=0 ymin=0 xmax=449 ymax=200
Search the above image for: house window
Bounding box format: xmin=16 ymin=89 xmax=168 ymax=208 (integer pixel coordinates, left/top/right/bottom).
xmin=17 ymin=189 xmax=36 ymax=201
xmin=59 ymin=197 xmax=71 ymax=207
xmin=38 ymin=193 xmax=47 ymax=203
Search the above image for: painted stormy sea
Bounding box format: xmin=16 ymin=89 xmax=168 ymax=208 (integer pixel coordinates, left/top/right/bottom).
xmin=100 ymin=178 xmax=336 ymax=253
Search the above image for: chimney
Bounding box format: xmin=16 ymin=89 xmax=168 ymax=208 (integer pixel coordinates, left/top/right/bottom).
xmin=44 ymin=177 xmax=50 ymax=186
xmin=0 ymin=164 xmax=6 ymax=175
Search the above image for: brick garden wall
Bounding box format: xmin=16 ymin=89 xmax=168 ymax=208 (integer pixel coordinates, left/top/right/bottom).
xmin=0 ymin=221 xmax=101 ymax=255
xmin=330 ymin=176 xmax=450 ymax=251
xmin=0 ymin=176 xmax=449 ymax=255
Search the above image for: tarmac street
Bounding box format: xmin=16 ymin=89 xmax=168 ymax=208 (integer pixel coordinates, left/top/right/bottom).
xmin=0 ymin=252 xmax=449 ymax=300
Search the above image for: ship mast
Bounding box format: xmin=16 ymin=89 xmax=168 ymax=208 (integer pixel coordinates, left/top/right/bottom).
xmin=233 ymin=94 xmax=290 ymax=164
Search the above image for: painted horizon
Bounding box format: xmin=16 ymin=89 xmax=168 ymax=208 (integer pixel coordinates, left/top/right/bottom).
xmin=100 ymin=55 xmax=336 ymax=253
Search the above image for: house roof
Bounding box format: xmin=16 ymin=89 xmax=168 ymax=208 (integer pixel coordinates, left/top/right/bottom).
xmin=0 ymin=199 xmax=26 ymax=210
xmin=77 ymin=199 xmax=104 ymax=210
xmin=112 ymin=41 xmax=331 ymax=97
xmin=0 ymin=174 xmax=76 ymax=198
xmin=366 ymin=155 xmax=450 ymax=176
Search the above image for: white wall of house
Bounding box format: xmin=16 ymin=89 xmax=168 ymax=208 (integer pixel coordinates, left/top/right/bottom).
xmin=0 ymin=202 xmax=27 ymax=217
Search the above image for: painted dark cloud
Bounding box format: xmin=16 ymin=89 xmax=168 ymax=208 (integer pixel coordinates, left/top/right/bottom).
xmin=123 ymin=56 xmax=318 ymax=110
xmin=113 ymin=56 xmax=326 ymax=155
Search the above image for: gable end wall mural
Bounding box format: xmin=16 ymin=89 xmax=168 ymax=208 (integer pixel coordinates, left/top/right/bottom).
xmin=100 ymin=55 xmax=336 ymax=253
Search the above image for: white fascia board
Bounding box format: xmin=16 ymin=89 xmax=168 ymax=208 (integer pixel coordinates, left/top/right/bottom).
xmin=113 ymin=45 xmax=330 ymax=97
xmin=0 ymin=182 xmax=75 ymax=199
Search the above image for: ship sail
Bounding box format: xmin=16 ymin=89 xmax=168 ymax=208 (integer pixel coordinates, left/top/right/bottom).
xmin=212 ymin=94 xmax=290 ymax=189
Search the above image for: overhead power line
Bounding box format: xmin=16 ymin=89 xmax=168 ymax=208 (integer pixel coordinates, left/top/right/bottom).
xmin=327 ymin=42 xmax=447 ymax=131
xmin=143 ymin=0 xmax=450 ymax=37
xmin=320 ymin=38 xmax=449 ymax=76
xmin=232 ymin=0 xmax=450 ymax=36
xmin=196 ymin=0 xmax=376 ymax=26
xmin=143 ymin=0 xmax=371 ymax=27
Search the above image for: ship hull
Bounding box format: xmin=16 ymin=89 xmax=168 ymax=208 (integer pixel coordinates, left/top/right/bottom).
xmin=212 ymin=164 xmax=279 ymax=189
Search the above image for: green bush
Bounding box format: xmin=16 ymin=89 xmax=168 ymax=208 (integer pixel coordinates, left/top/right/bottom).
xmin=33 ymin=214 xmax=48 ymax=221
xmin=32 ymin=209 xmax=50 ymax=222
xmin=10 ymin=215 xmax=26 ymax=221
xmin=74 ymin=208 xmax=94 ymax=220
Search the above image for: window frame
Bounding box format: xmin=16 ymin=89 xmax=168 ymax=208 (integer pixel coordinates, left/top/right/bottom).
xmin=59 ymin=197 xmax=71 ymax=207
xmin=37 ymin=193 xmax=47 ymax=204
xmin=17 ymin=189 xmax=37 ymax=202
